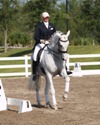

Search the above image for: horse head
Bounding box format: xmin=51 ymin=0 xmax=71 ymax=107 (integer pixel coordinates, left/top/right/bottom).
xmin=48 ymin=31 xmax=70 ymax=61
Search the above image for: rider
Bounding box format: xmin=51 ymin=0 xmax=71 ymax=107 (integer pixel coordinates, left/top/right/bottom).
xmin=32 ymin=12 xmax=56 ymax=80
xmin=32 ymin=12 xmax=72 ymax=81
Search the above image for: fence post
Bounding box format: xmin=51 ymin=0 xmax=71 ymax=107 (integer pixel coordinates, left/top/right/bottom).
xmin=25 ymin=55 xmax=28 ymax=77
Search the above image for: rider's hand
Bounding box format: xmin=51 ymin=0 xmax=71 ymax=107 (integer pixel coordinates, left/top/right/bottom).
xmin=45 ymin=41 xmax=49 ymax=44
xmin=40 ymin=39 xmax=49 ymax=44
xmin=40 ymin=39 xmax=45 ymax=44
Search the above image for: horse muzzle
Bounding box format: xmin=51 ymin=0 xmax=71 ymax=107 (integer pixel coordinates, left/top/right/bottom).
xmin=61 ymin=54 xmax=67 ymax=61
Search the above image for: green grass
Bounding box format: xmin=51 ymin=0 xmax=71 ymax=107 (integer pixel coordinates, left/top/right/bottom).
xmin=68 ymin=45 xmax=100 ymax=54
xmin=0 ymin=47 xmax=32 ymax=57
xmin=0 ymin=48 xmax=32 ymax=74
xmin=0 ymin=45 xmax=100 ymax=73
xmin=69 ymin=46 xmax=100 ymax=63
xmin=0 ymin=45 xmax=100 ymax=57
xmin=68 ymin=46 xmax=100 ymax=70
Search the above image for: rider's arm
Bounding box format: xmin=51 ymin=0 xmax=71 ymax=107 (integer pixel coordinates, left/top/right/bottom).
xmin=34 ymin=23 xmax=41 ymax=43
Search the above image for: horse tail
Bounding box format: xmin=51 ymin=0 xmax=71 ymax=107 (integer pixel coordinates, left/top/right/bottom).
xmin=28 ymin=74 xmax=35 ymax=90
xmin=28 ymin=74 xmax=41 ymax=91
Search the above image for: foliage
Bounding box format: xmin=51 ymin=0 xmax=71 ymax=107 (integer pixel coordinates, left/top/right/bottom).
xmin=0 ymin=0 xmax=100 ymax=52
xmin=79 ymin=0 xmax=100 ymax=44
xmin=0 ymin=32 xmax=4 ymax=46
xmin=8 ymin=32 xmax=31 ymax=47
xmin=0 ymin=0 xmax=19 ymax=52
xmin=22 ymin=0 xmax=57 ymax=32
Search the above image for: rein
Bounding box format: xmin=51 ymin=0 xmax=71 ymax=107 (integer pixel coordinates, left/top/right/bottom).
xmin=47 ymin=46 xmax=62 ymax=60
xmin=47 ymin=46 xmax=67 ymax=61
xmin=47 ymin=46 xmax=59 ymax=54
xmin=46 ymin=32 xmax=69 ymax=61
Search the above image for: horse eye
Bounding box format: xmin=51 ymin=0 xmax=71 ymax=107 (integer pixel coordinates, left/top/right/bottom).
xmin=59 ymin=44 xmax=63 ymax=48
xmin=58 ymin=43 xmax=62 ymax=47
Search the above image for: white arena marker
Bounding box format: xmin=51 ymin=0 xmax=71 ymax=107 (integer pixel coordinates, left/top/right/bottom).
xmin=0 ymin=79 xmax=32 ymax=113
xmin=73 ymin=62 xmax=83 ymax=77
xmin=7 ymin=98 xmax=33 ymax=113
xmin=0 ymin=79 xmax=7 ymax=111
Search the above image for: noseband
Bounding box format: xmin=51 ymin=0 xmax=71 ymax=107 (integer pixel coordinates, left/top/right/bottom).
xmin=58 ymin=38 xmax=69 ymax=53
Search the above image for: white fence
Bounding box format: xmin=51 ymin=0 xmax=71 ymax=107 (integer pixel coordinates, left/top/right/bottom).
xmin=67 ymin=54 xmax=100 ymax=76
xmin=0 ymin=54 xmax=100 ymax=77
xmin=0 ymin=55 xmax=30 ymax=77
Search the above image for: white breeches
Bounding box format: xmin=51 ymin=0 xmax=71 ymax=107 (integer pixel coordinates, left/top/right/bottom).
xmin=32 ymin=43 xmax=45 ymax=61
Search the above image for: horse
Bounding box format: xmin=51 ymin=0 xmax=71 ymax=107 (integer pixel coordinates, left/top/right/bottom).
xmin=29 ymin=30 xmax=70 ymax=110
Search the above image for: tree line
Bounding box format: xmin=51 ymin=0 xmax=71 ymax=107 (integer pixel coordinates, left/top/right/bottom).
xmin=0 ymin=0 xmax=99 ymax=52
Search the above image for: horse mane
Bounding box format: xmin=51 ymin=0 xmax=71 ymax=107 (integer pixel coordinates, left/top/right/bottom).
xmin=49 ymin=31 xmax=63 ymax=44
xmin=50 ymin=31 xmax=63 ymax=39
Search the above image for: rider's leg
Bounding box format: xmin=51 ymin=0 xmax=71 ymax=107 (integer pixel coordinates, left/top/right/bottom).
xmin=31 ymin=60 xmax=38 ymax=80
xmin=66 ymin=66 xmax=73 ymax=75
xmin=65 ymin=61 xmax=73 ymax=75
xmin=32 ymin=43 xmax=45 ymax=80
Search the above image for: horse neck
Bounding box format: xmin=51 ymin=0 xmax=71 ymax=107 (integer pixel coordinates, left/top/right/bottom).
xmin=48 ymin=35 xmax=59 ymax=51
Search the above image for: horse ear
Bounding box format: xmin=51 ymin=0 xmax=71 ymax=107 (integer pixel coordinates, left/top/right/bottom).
xmin=66 ymin=30 xmax=70 ymax=37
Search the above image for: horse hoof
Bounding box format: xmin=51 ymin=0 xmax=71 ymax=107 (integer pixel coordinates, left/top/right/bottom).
xmin=45 ymin=102 xmax=50 ymax=108
xmin=53 ymin=105 xmax=58 ymax=110
xmin=37 ymin=103 xmax=42 ymax=108
xmin=46 ymin=102 xmax=53 ymax=109
xmin=63 ymin=93 xmax=68 ymax=101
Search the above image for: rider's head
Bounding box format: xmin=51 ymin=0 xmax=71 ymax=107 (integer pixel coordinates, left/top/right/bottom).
xmin=41 ymin=12 xmax=50 ymax=22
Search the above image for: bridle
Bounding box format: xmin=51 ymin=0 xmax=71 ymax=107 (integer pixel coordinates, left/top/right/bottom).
xmin=58 ymin=38 xmax=69 ymax=53
xmin=47 ymin=37 xmax=69 ymax=60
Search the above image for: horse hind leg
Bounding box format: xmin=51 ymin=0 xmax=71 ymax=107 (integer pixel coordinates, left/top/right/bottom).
xmin=35 ymin=76 xmax=42 ymax=107
xmin=63 ymin=76 xmax=70 ymax=100
xmin=45 ymin=78 xmax=50 ymax=107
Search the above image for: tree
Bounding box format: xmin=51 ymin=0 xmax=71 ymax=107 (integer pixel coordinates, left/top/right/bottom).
xmin=21 ymin=0 xmax=58 ymax=45
xmin=80 ymin=0 xmax=100 ymax=45
xmin=68 ymin=0 xmax=82 ymax=45
xmin=22 ymin=0 xmax=50 ymax=31
xmin=0 ymin=0 xmax=19 ymax=52
xmin=94 ymin=0 xmax=100 ymax=44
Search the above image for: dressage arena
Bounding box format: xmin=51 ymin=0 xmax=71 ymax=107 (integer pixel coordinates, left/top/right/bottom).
xmin=0 ymin=75 xmax=100 ymax=125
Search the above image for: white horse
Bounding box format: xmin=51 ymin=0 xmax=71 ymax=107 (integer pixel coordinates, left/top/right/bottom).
xmin=29 ymin=31 xmax=70 ymax=110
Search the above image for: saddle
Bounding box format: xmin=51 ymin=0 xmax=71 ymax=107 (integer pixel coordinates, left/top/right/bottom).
xmin=37 ymin=45 xmax=47 ymax=74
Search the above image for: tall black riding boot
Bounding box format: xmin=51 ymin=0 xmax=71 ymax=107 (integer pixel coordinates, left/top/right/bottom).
xmin=66 ymin=66 xmax=73 ymax=75
xmin=32 ymin=60 xmax=38 ymax=81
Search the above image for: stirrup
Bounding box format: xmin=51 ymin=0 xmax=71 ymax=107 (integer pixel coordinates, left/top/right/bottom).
xmin=67 ymin=71 xmax=73 ymax=75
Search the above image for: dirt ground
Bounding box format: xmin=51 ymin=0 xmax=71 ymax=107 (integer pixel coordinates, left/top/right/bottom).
xmin=0 ymin=75 xmax=100 ymax=125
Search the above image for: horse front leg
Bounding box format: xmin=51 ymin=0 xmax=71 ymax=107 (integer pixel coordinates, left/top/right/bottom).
xmin=46 ymin=75 xmax=58 ymax=110
xmin=63 ymin=76 xmax=70 ymax=100
xmin=45 ymin=77 xmax=50 ymax=106
xmin=60 ymin=69 xmax=70 ymax=100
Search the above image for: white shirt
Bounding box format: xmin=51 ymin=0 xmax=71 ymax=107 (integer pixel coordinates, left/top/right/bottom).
xmin=44 ymin=22 xmax=49 ymax=28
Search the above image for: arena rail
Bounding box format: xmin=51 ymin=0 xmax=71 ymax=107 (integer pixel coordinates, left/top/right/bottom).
xmin=0 ymin=54 xmax=100 ymax=77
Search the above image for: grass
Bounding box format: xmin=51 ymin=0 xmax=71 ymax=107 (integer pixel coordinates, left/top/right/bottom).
xmin=68 ymin=45 xmax=100 ymax=54
xmin=0 ymin=47 xmax=32 ymax=74
xmin=68 ymin=46 xmax=100 ymax=69
xmin=0 ymin=45 xmax=100 ymax=56
xmin=0 ymin=47 xmax=32 ymax=57
xmin=0 ymin=45 xmax=100 ymax=73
